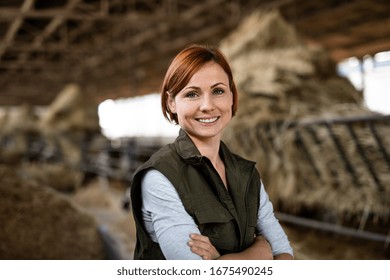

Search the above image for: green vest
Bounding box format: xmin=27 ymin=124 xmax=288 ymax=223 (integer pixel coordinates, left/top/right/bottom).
xmin=130 ymin=129 xmax=261 ymax=260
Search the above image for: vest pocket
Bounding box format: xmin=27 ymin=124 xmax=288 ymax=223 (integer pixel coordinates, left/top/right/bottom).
xmin=187 ymin=195 xmax=237 ymax=253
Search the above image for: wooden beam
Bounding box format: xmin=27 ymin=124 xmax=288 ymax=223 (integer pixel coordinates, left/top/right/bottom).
xmin=0 ymin=0 xmax=82 ymax=87
xmin=0 ymin=7 xmax=152 ymax=22
xmin=0 ymin=0 xmax=35 ymax=58
xmin=330 ymin=37 xmax=390 ymax=61
xmin=74 ymin=0 xmax=230 ymax=72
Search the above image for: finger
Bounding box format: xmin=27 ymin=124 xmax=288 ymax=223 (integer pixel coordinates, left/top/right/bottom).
xmin=189 ymin=245 xmax=215 ymax=260
xmin=188 ymin=240 xmax=220 ymax=260
xmin=188 ymin=239 xmax=213 ymax=251
xmin=190 ymin=233 xmax=210 ymax=242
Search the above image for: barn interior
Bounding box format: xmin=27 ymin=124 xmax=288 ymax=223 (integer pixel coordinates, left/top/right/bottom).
xmin=0 ymin=0 xmax=389 ymax=260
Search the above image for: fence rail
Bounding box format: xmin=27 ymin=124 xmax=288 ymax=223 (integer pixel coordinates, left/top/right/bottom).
xmin=249 ymin=114 xmax=390 ymax=192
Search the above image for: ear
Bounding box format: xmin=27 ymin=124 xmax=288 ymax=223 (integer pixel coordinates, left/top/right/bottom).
xmin=167 ymin=93 xmax=176 ymax=114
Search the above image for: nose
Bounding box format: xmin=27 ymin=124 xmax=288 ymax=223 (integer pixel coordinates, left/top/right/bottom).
xmin=199 ymin=93 xmax=215 ymax=112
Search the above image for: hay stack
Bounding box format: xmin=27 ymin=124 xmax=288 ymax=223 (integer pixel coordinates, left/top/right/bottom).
xmin=1 ymin=103 xmax=39 ymax=135
xmin=72 ymin=180 xmax=136 ymax=259
xmin=0 ymin=109 xmax=6 ymax=130
xmin=0 ymin=164 xmax=106 ymax=259
xmin=221 ymin=10 xmax=389 ymax=221
xmin=0 ymin=104 xmax=39 ymax=164
xmin=221 ymin=10 xmax=364 ymax=123
xmin=20 ymin=163 xmax=84 ymax=193
xmin=39 ymin=84 xmax=100 ymax=166
xmin=40 ymin=84 xmax=99 ymax=134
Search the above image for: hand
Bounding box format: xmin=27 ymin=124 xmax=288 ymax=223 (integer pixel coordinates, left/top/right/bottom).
xmin=250 ymin=235 xmax=274 ymax=260
xmin=218 ymin=235 xmax=273 ymax=260
xmin=187 ymin=233 xmax=221 ymax=260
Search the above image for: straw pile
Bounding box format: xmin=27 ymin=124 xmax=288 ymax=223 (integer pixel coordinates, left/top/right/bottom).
xmin=0 ymin=109 xmax=6 ymax=130
xmin=0 ymin=84 xmax=101 ymax=167
xmin=40 ymin=84 xmax=99 ymax=135
xmin=0 ymin=85 xmax=113 ymax=259
xmin=19 ymin=163 xmax=84 ymax=193
xmin=71 ymin=179 xmax=137 ymax=259
xmin=221 ymin=10 xmax=389 ymax=221
xmin=0 ymin=164 xmax=106 ymax=259
xmin=221 ymin=10 xmax=363 ymax=123
xmin=39 ymin=83 xmax=100 ymax=166
xmin=0 ymin=104 xmax=39 ymax=164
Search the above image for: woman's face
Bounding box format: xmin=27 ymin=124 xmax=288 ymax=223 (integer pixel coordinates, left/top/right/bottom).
xmin=168 ymin=61 xmax=233 ymax=142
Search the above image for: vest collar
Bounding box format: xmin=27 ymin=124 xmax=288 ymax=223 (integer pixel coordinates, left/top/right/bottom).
xmin=174 ymin=129 xmax=229 ymax=162
xmin=173 ymin=129 xmax=255 ymax=168
xmin=174 ymin=129 xmax=203 ymax=161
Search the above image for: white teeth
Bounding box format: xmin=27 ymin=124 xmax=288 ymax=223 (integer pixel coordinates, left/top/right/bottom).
xmin=198 ymin=117 xmax=218 ymax=123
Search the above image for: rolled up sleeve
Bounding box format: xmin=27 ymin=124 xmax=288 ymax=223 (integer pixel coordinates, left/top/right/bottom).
xmin=256 ymin=181 xmax=294 ymax=256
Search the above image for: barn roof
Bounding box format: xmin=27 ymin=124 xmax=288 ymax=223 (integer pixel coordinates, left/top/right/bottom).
xmin=0 ymin=0 xmax=389 ymax=105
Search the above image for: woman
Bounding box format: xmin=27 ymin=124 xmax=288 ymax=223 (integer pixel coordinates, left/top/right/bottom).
xmin=130 ymin=45 xmax=293 ymax=260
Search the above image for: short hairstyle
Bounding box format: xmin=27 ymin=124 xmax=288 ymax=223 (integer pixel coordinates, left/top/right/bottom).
xmin=161 ymin=44 xmax=238 ymax=124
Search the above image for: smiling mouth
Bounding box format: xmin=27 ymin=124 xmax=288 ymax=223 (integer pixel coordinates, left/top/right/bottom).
xmin=196 ymin=117 xmax=219 ymax=123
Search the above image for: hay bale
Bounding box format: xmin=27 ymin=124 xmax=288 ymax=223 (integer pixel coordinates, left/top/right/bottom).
xmin=221 ymin=9 xmax=304 ymax=59
xmin=71 ymin=180 xmax=136 ymax=259
xmin=278 ymin=119 xmax=389 ymax=216
xmin=20 ymin=163 xmax=84 ymax=193
xmin=221 ymin=10 xmax=389 ymax=221
xmin=0 ymin=164 xmax=106 ymax=259
xmin=225 ymin=114 xmax=390 ymax=221
xmin=284 ymin=224 xmax=389 ymax=260
xmin=1 ymin=104 xmax=39 ymax=135
xmin=1 ymin=85 xmax=103 ymax=167
xmin=0 ymin=108 xmax=8 ymax=132
xmin=0 ymin=135 xmax=28 ymax=164
xmin=39 ymin=84 xmax=99 ymax=135
xmin=220 ymin=10 xmax=364 ymax=123
xmin=39 ymin=84 xmax=101 ymax=166
xmin=0 ymin=104 xmax=40 ymax=164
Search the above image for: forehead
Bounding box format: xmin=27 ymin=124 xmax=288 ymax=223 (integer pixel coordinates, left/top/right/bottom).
xmin=187 ymin=61 xmax=229 ymax=85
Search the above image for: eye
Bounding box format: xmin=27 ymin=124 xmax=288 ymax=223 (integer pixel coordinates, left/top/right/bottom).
xmin=213 ymin=88 xmax=225 ymax=95
xmin=185 ymin=91 xmax=198 ymax=98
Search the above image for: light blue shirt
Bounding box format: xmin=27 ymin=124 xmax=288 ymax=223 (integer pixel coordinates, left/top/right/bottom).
xmin=141 ymin=169 xmax=293 ymax=260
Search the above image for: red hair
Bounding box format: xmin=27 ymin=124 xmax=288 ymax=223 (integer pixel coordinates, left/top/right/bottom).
xmin=161 ymin=45 xmax=238 ymax=123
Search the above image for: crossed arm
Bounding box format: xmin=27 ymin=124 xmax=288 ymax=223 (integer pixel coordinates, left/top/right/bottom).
xmin=188 ymin=234 xmax=293 ymax=260
xmin=141 ymin=169 xmax=294 ymax=260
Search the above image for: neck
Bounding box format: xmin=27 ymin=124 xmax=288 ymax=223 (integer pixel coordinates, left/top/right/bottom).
xmin=189 ymin=134 xmax=221 ymax=166
xmin=189 ymin=134 xmax=227 ymax=188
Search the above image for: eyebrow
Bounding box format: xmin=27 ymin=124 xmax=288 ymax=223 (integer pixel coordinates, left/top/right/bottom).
xmin=183 ymin=82 xmax=228 ymax=91
xmin=211 ymin=82 xmax=228 ymax=88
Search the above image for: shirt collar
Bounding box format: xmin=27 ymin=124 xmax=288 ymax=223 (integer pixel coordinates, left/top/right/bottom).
xmin=174 ymin=129 xmax=202 ymax=161
xmin=173 ymin=128 xmax=233 ymax=164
